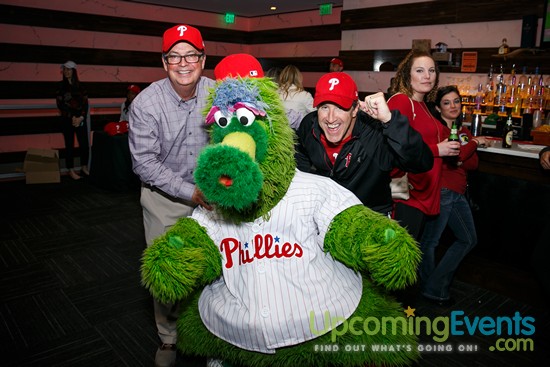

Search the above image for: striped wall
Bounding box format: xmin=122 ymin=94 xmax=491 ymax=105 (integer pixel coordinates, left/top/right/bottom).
xmin=0 ymin=0 xmax=548 ymax=175
xmin=0 ymin=0 xmax=342 ymax=172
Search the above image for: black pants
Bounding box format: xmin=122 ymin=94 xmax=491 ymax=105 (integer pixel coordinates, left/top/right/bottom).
xmin=61 ymin=117 xmax=89 ymax=169
xmin=394 ymin=201 xmax=427 ymax=242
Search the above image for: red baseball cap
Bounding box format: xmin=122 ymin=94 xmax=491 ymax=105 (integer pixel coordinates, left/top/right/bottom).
xmin=162 ymin=24 xmax=204 ymax=53
xmin=214 ymin=53 xmax=264 ymax=80
xmin=330 ymin=58 xmax=344 ymax=67
xmin=127 ymin=84 xmax=141 ymax=94
xmin=314 ymin=72 xmax=358 ymax=109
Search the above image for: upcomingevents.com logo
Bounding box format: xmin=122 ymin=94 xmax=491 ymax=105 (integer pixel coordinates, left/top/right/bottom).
xmin=310 ymin=306 xmax=536 ymax=353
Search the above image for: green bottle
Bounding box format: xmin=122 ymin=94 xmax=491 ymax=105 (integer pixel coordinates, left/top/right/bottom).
xmin=449 ymin=121 xmax=459 ymax=142
xmin=448 ymin=121 xmax=459 ymax=165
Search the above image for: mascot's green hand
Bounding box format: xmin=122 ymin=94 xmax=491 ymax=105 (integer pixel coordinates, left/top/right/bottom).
xmin=141 ymin=217 xmax=221 ymax=304
xmin=324 ymin=205 xmax=421 ymax=290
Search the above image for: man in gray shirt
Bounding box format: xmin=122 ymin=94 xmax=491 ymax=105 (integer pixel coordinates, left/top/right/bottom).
xmin=128 ymin=24 xmax=213 ymax=367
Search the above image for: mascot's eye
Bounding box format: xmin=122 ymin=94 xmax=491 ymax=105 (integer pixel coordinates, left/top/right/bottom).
xmin=214 ymin=110 xmax=231 ymax=128
xmin=236 ymin=108 xmax=255 ymax=127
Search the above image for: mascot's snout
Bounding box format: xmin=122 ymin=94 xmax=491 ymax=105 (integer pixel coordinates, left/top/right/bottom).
xmin=221 ymin=131 xmax=257 ymax=161
xmin=194 ymin=133 xmax=263 ymax=211
xmin=218 ymin=132 xmax=257 ymax=187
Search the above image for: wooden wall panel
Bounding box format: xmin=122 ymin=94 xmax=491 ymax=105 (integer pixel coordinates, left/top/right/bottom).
xmin=340 ymin=49 xmax=550 ymax=74
xmin=0 ymin=81 xmax=148 ymax=100
xmin=0 ymin=114 xmax=120 ymax=136
xmin=341 ymin=0 xmax=544 ymax=30
xmin=0 ymin=2 xmax=343 ymax=167
xmin=1 ymin=0 xmax=547 ymax=169
xmin=0 ymin=4 xmax=339 ymax=45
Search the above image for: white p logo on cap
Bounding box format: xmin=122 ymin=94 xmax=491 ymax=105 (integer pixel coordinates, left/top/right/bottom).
xmin=177 ymin=25 xmax=187 ymax=36
xmin=328 ymin=78 xmax=340 ymax=91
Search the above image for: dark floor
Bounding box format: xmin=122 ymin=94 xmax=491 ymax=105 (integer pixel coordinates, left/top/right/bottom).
xmin=0 ymin=176 xmax=548 ymax=366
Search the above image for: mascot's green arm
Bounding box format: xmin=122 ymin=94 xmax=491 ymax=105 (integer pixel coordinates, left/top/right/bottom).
xmin=140 ymin=217 xmax=222 ymax=304
xmin=324 ymin=204 xmax=421 ymax=291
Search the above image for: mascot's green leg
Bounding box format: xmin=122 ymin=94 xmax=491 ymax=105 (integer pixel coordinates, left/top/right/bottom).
xmin=177 ymin=280 xmax=419 ymax=367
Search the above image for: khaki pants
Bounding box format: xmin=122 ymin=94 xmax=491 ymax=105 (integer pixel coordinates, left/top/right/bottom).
xmin=141 ymin=186 xmax=194 ymax=344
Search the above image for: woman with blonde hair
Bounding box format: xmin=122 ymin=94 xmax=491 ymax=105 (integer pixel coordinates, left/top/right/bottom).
xmin=387 ymin=49 xmax=461 ymax=241
xmin=277 ymin=65 xmax=315 ymax=129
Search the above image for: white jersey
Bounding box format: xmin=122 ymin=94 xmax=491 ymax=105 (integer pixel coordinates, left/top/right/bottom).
xmin=193 ymin=170 xmax=363 ymax=353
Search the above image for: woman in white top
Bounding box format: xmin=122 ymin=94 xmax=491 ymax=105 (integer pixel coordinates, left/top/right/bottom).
xmin=278 ymin=65 xmax=315 ymax=130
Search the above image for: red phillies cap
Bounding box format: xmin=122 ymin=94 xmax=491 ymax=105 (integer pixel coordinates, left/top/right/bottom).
xmin=162 ymin=24 xmax=204 ymax=53
xmin=314 ymin=72 xmax=358 ymax=109
xmin=127 ymin=84 xmax=141 ymax=94
xmin=330 ymin=58 xmax=344 ymax=67
xmin=214 ymin=53 xmax=264 ymax=80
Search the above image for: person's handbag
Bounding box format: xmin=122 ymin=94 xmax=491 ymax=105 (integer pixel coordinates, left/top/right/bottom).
xmin=390 ymin=173 xmax=411 ymax=200
xmin=387 ymin=93 xmax=416 ymax=201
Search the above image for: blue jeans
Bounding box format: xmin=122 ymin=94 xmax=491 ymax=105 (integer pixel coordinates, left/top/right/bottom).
xmin=419 ymin=188 xmax=477 ymax=301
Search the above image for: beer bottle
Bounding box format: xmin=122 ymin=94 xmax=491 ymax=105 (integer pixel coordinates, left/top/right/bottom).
xmin=502 ymin=116 xmax=513 ymax=148
xmin=449 ymin=121 xmax=459 ymax=142
xmin=448 ymin=121 xmax=460 ymax=165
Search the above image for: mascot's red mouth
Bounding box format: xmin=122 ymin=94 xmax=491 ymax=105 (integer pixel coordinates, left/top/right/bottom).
xmin=219 ymin=175 xmax=233 ymax=187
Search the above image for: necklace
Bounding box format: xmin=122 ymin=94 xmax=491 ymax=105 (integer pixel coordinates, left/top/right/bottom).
xmin=418 ymin=100 xmax=441 ymax=143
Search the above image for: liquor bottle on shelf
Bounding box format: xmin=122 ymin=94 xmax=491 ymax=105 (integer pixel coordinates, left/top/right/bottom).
xmin=511 ymin=94 xmax=522 ymax=118
xmin=494 ymin=65 xmax=507 ymax=116
xmin=502 ymin=116 xmax=513 ymax=148
xmin=544 ymin=75 xmax=550 ymax=111
xmin=522 ymin=71 xmax=536 ymax=111
xmin=484 ymin=65 xmax=495 ymax=114
xmin=517 ymin=66 xmax=528 ymax=100
xmin=460 ymin=105 xmax=471 ymax=124
xmin=506 ymin=64 xmax=518 ymax=110
xmin=535 ymin=73 xmax=545 ymax=111
xmin=474 ymin=83 xmax=483 ymax=114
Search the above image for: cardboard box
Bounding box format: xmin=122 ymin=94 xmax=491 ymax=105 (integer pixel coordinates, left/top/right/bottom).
xmin=23 ymin=148 xmax=60 ymax=184
xmin=531 ymin=130 xmax=550 ymax=146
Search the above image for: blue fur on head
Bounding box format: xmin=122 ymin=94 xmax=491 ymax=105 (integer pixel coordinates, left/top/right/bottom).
xmin=213 ymin=78 xmax=270 ymax=116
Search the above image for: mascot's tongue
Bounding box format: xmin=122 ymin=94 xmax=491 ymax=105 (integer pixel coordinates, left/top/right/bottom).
xmin=219 ymin=175 xmax=233 ymax=187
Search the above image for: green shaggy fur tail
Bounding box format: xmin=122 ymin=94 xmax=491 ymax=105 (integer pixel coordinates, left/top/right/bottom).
xmin=324 ymin=205 xmax=421 ymax=290
xmin=141 ymin=217 xmax=222 ymax=304
xmin=177 ymin=279 xmax=419 ymax=367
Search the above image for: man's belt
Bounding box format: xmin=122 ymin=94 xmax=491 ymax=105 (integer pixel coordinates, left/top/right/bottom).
xmin=142 ymin=183 xmax=195 ymax=206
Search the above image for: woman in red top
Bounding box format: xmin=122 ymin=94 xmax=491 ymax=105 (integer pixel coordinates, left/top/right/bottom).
xmin=419 ymin=85 xmax=488 ymax=306
xmin=387 ymin=49 xmax=460 ymax=240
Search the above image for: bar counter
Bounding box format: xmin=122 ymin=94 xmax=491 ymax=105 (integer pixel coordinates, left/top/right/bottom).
xmin=466 ymin=139 xmax=550 ymax=273
xmin=474 ymin=138 xmax=550 ymax=185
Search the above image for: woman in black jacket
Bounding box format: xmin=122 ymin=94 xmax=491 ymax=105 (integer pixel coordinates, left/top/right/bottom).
xmin=56 ymin=61 xmax=89 ymax=180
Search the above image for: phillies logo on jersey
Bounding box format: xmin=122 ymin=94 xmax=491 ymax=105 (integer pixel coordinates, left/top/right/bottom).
xmin=344 ymin=153 xmax=352 ymax=167
xmin=220 ymin=233 xmax=303 ymax=268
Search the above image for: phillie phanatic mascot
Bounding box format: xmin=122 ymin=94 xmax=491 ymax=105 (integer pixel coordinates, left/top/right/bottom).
xmin=141 ymin=54 xmax=421 ymax=366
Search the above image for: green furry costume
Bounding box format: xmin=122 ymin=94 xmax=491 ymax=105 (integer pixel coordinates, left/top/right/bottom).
xmin=141 ymin=54 xmax=421 ymax=367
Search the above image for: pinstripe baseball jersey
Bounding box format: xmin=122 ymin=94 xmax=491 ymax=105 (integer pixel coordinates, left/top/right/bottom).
xmin=192 ymin=170 xmax=363 ymax=353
